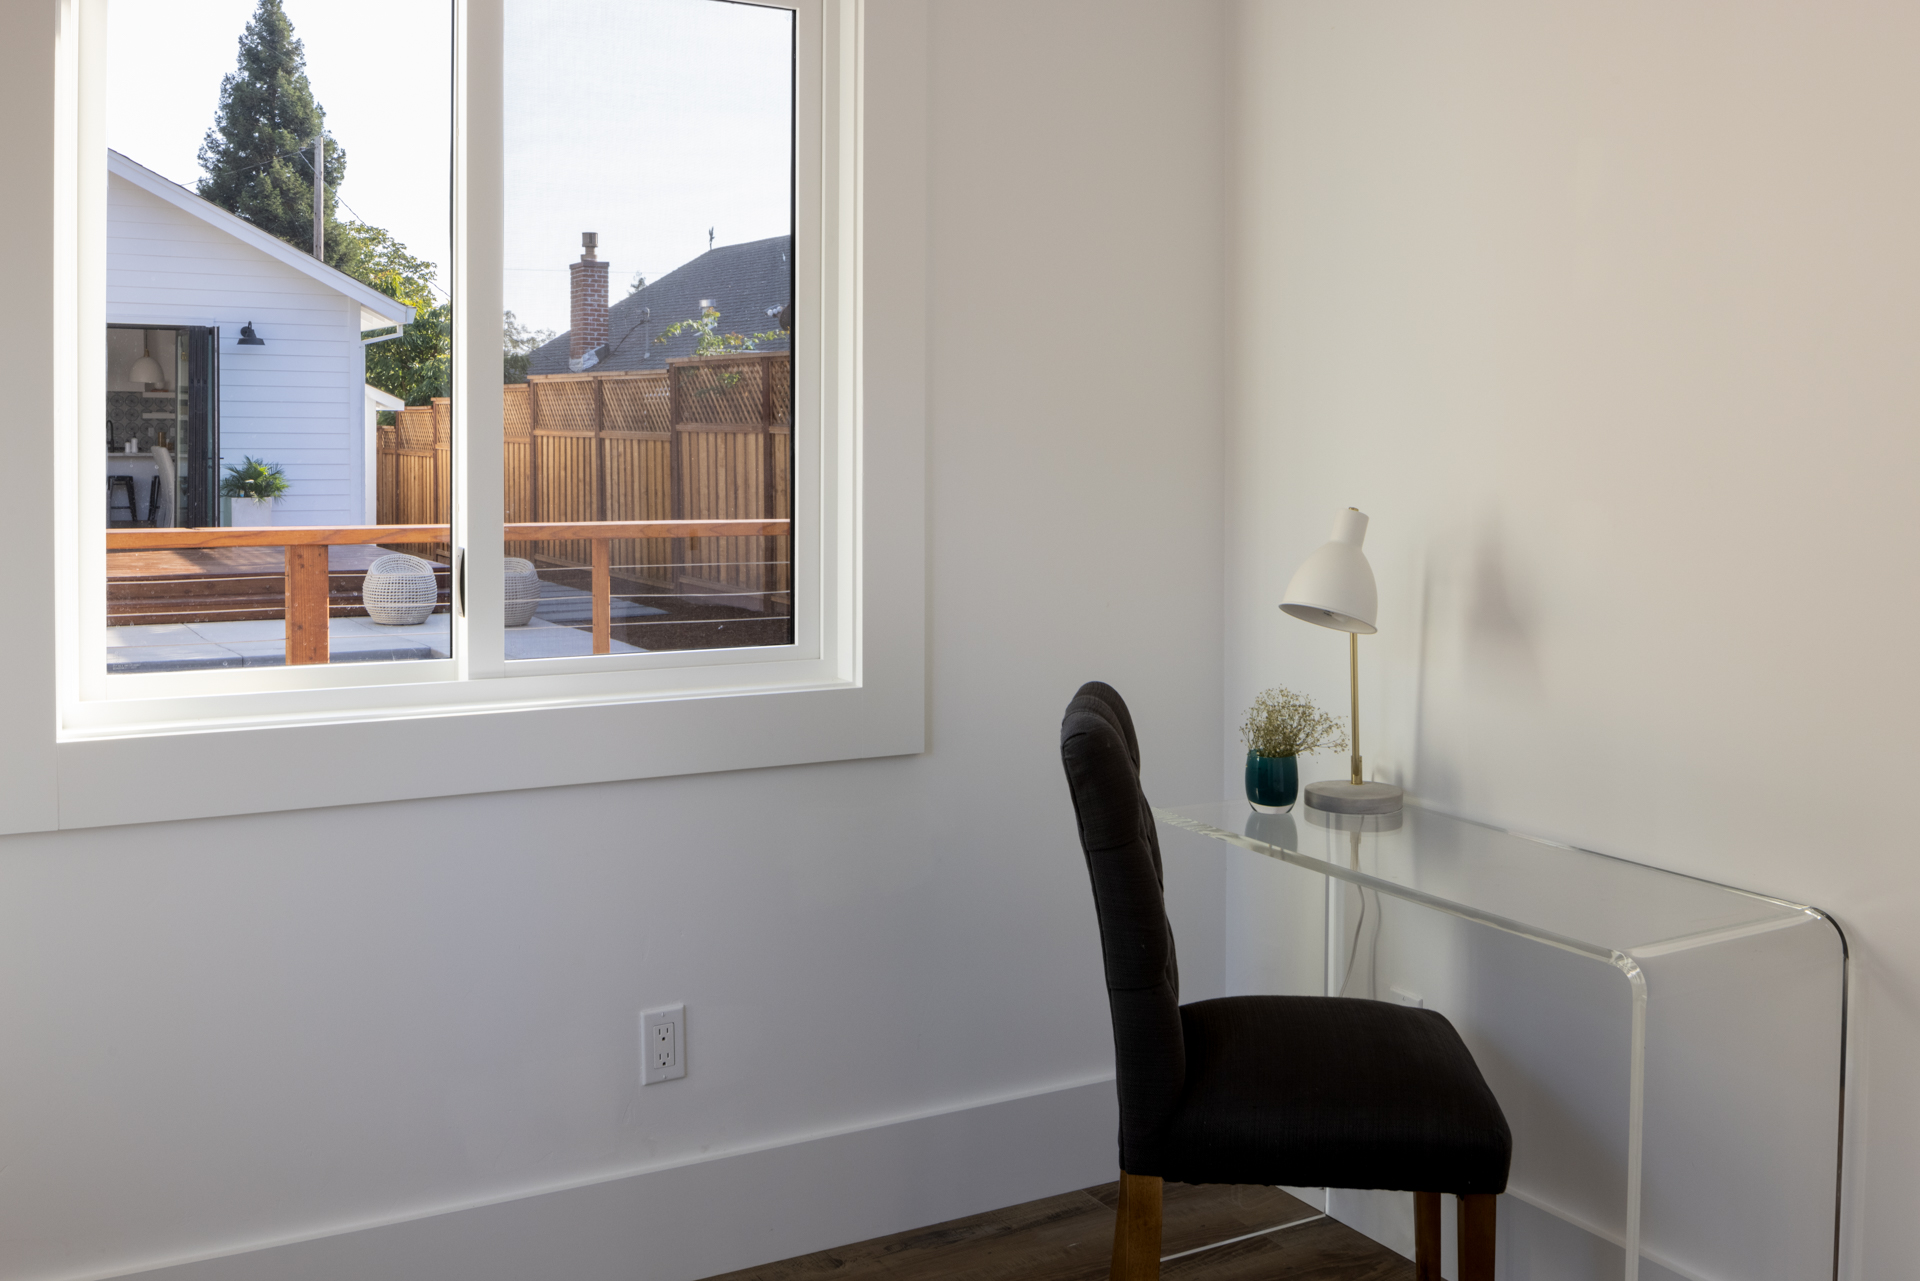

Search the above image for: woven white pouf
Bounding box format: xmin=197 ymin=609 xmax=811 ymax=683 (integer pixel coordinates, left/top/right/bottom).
xmin=362 ymin=553 xmax=438 ymax=626
xmin=504 ymin=556 xmax=541 ymax=627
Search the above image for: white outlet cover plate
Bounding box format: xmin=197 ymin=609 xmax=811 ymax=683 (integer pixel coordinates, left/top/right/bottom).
xmin=641 ymin=1003 xmax=686 ymax=1084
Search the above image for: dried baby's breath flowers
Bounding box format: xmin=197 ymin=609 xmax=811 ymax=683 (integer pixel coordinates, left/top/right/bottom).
xmin=1240 ymin=686 xmax=1348 ymax=759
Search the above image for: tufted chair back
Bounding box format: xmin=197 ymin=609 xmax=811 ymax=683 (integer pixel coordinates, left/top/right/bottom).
xmin=1059 ymin=681 xmax=1183 ymax=1172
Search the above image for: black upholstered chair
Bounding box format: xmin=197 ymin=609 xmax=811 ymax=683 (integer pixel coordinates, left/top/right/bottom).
xmin=1059 ymin=681 xmax=1511 ymax=1281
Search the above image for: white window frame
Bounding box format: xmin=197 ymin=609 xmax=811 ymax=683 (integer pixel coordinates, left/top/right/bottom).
xmin=8 ymin=0 xmax=926 ymax=834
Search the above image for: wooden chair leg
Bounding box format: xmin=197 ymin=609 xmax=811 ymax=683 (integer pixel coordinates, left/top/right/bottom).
xmin=1457 ymin=1193 xmax=1496 ymax=1281
xmin=1413 ymin=1191 xmax=1442 ymax=1281
xmin=1110 ymin=1172 xmax=1162 ymax=1281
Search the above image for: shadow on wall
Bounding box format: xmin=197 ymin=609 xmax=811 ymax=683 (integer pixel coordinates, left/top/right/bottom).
xmin=1462 ymin=512 xmax=1544 ymax=694
xmin=1409 ymin=509 xmax=1545 ymax=801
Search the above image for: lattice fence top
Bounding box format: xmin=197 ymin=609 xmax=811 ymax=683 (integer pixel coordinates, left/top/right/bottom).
xmin=770 ymin=355 xmax=792 ymax=425
xmin=522 ymin=357 xmax=792 ymax=433
xmin=533 ymin=379 xmax=599 ymax=434
xmin=395 ymin=405 xmax=437 ymax=450
xmin=671 ymin=354 xmax=785 ymax=426
xmin=603 ymin=372 xmax=670 ymax=433
xmin=505 ymin=383 xmax=532 ymax=439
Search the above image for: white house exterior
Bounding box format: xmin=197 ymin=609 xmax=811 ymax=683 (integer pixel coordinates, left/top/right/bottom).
xmin=106 ymin=150 xmax=413 ymax=525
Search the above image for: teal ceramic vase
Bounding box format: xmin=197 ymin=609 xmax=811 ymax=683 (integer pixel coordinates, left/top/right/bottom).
xmin=1244 ymin=751 xmax=1299 ymax=812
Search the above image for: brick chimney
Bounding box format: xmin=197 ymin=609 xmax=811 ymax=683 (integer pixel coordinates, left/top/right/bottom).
xmin=569 ymin=232 xmax=609 ymax=362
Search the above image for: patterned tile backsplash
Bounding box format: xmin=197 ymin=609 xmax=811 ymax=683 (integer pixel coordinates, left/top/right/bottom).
xmin=107 ymin=390 xmax=181 ymax=450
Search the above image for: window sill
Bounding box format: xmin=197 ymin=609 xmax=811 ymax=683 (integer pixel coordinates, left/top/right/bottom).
xmin=51 ymin=656 xmax=921 ymax=830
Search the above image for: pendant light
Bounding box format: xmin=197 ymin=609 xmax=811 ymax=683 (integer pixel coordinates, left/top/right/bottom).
xmin=128 ymin=330 xmax=165 ymax=388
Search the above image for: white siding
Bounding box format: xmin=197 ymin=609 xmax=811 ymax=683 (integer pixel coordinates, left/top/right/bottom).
xmin=106 ymin=174 xmax=366 ymax=525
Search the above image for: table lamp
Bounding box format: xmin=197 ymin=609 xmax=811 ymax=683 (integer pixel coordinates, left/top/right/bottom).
xmin=1280 ymin=507 xmax=1404 ymax=815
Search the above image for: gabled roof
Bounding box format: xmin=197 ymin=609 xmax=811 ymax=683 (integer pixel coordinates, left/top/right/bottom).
xmin=528 ymin=235 xmax=792 ymax=376
xmin=108 ymin=149 xmax=415 ymax=332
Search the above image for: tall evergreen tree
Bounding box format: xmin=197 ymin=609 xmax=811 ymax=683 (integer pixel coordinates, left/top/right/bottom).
xmin=196 ymin=0 xmax=356 ymax=274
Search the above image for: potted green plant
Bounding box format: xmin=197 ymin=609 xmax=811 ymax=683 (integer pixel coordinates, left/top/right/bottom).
xmin=220 ymin=456 xmax=290 ymax=527
xmin=1240 ymin=686 xmax=1348 ymax=812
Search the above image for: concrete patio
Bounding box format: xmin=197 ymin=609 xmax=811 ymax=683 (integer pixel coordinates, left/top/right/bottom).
xmin=106 ymin=612 xmax=644 ymax=673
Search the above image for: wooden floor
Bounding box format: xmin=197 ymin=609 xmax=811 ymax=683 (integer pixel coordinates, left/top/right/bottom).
xmin=700 ymin=1182 xmax=1410 ymax=1281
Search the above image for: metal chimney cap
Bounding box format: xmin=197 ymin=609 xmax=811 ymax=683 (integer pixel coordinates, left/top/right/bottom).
xmin=581 ymin=232 xmax=599 ymax=260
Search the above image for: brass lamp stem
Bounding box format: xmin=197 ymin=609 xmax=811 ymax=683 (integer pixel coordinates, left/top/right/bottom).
xmin=1349 ymin=631 xmax=1362 ymax=786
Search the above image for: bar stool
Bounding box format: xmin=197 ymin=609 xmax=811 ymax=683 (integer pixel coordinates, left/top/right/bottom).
xmin=108 ymin=475 xmax=138 ymax=525
xmin=146 ymin=476 xmax=163 ymax=527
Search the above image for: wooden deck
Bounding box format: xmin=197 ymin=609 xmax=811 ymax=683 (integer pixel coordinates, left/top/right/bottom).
xmin=102 ymin=520 xmax=792 ymax=656
xmin=108 ymin=544 xmax=396 ymax=578
xmin=107 ymin=545 xmax=449 ymax=626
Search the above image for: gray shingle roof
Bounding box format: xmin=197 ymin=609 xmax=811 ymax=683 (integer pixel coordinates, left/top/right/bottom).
xmin=527 ymin=235 xmax=792 ymax=376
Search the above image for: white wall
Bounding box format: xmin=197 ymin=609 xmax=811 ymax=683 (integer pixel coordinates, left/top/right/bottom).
xmin=0 ymin=4 xmax=1226 ymax=1279
xmin=364 ymin=384 xmax=403 ymax=525
xmin=107 ymin=172 xmax=365 ymax=526
xmin=1226 ymin=2 xmax=1920 ymax=1276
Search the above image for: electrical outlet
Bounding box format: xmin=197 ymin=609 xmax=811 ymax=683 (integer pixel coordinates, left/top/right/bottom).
xmin=1388 ymin=985 xmax=1425 ymax=1009
xmin=641 ymin=1004 xmax=686 ymax=1085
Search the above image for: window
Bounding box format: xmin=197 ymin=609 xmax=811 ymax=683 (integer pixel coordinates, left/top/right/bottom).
xmin=95 ymin=0 xmax=457 ymax=685
xmin=94 ymin=0 xmax=799 ymax=689
xmin=21 ymin=0 xmax=923 ymax=829
xmin=501 ymin=0 xmax=796 ymax=661
xmin=75 ymin=0 xmax=832 ymax=716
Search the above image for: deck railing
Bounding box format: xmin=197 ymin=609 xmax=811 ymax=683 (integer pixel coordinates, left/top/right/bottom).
xmin=104 ymin=519 xmax=790 ymax=665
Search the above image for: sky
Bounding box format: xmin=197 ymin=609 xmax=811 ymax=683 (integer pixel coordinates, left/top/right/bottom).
xmin=107 ymin=0 xmax=794 ymax=337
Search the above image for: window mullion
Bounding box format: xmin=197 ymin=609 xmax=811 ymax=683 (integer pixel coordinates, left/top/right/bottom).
xmin=454 ymin=0 xmax=507 ymax=678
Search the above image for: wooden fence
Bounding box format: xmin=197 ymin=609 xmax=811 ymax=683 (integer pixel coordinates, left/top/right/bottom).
xmin=376 ymin=352 xmax=791 ymax=613
xmin=376 ymin=396 xmax=450 ymax=558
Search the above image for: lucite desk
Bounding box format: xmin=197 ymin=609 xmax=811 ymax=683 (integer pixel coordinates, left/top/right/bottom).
xmin=1155 ymin=800 xmax=1846 ymax=1281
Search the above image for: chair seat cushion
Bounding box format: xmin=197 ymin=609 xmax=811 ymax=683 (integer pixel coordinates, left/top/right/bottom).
xmin=1149 ymin=995 xmax=1511 ymax=1194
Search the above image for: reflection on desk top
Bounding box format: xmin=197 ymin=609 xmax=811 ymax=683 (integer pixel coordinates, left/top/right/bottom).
xmin=1154 ymin=800 xmax=1831 ymax=966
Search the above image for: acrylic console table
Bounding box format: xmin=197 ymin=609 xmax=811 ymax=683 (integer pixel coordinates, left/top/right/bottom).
xmin=1154 ymin=800 xmax=1846 ymax=1281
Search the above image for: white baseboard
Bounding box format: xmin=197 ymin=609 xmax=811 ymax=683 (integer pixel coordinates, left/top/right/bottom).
xmin=99 ymin=1076 xmax=1119 ymax=1281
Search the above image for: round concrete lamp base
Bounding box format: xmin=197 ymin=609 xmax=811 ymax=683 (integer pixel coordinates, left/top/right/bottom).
xmin=1304 ymin=780 xmax=1405 ymax=815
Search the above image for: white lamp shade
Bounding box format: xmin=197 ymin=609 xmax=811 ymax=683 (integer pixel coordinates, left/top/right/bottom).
xmin=128 ymin=353 xmax=164 ymax=386
xmin=1279 ymin=508 xmax=1378 ymax=634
